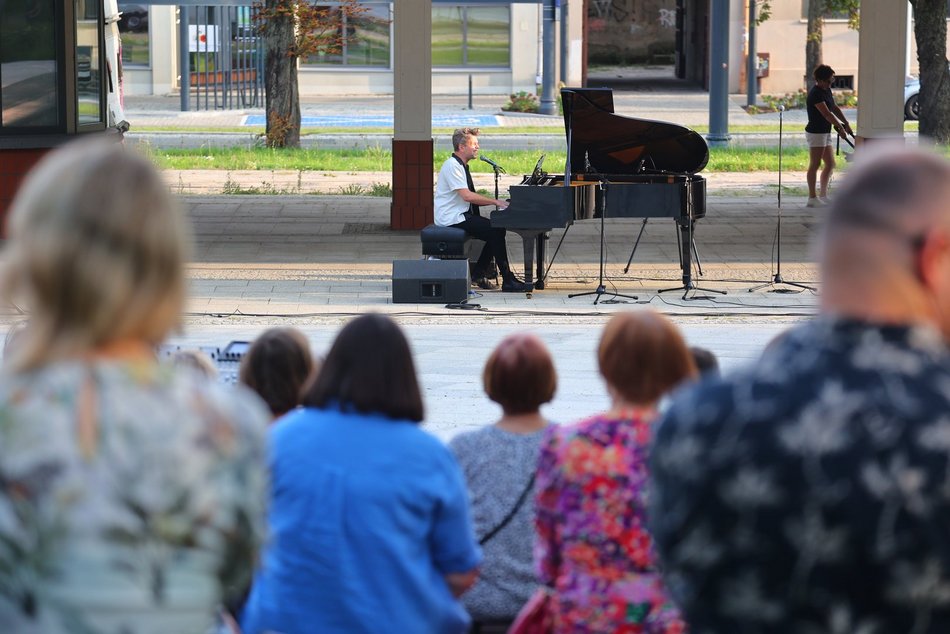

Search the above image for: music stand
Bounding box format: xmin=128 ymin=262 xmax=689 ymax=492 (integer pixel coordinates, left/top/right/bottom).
xmin=747 ymin=105 xmax=816 ymax=294
xmin=569 ymin=167 xmax=639 ymax=305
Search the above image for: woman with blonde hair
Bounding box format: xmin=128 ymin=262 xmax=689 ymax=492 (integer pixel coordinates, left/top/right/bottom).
xmin=0 ymin=140 xmax=269 ymax=633
xmin=534 ymin=310 xmax=697 ymax=633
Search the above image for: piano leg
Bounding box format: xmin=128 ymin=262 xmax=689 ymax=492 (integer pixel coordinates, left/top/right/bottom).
xmin=535 ymin=233 xmax=546 ymax=290
xmin=658 ymin=219 xmax=726 ymax=300
xmin=512 ymin=229 xmax=539 ymax=288
xmin=523 ymin=235 xmax=534 ymax=288
xmin=680 ymin=219 xmax=692 ymax=287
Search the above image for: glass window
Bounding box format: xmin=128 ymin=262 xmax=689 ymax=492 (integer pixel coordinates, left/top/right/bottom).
xmin=433 ymin=7 xmax=464 ymax=66
xmin=118 ymin=2 xmax=150 ymax=67
xmin=433 ymin=5 xmax=510 ymax=68
xmin=304 ymin=3 xmax=391 ymax=67
xmin=464 ymin=7 xmax=509 ymax=66
xmin=0 ymin=0 xmax=61 ymax=129
xmin=76 ymin=0 xmax=102 ymax=125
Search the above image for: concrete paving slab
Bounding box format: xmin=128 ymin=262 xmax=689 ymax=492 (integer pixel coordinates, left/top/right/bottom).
xmin=142 ymin=321 xmax=796 ymax=439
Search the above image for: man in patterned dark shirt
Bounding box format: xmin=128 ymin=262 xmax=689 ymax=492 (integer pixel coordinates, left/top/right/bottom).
xmin=650 ymin=146 xmax=950 ymax=634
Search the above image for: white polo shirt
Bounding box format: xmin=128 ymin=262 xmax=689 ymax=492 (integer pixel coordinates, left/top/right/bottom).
xmin=434 ymin=156 xmax=470 ymax=227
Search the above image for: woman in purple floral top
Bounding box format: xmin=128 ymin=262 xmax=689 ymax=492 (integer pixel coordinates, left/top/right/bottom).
xmin=535 ymin=311 xmax=697 ymax=634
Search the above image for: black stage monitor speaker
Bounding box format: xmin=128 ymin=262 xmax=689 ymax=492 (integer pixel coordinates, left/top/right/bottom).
xmin=392 ymin=259 xmax=470 ymax=304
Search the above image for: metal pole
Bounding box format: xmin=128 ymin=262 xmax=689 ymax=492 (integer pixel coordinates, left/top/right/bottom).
xmin=179 ymin=5 xmax=189 ymax=111
xmin=560 ymin=0 xmax=568 ymax=85
xmin=708 ymin=0 xmax=731 ymax=145
xmin=468 ymin=74 xmax=473 ymax=110
xmin=746 ymin=0 xmax=757 ymax=107
xmin=539 ymin=0 xmax=557 ymax=115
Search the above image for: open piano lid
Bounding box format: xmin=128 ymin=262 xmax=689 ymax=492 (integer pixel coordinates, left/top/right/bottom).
xmin=561 ymin=87 xmax=709 ymax=176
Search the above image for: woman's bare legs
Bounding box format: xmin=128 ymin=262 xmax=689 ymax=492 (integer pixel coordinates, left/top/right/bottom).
xmin=807 ymin=145 xmax=825 ymax=199
xmin=819 ymin=145 xmax=835 ymax=198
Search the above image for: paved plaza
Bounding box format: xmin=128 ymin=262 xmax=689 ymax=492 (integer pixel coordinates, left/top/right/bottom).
xmin=1 ymin=73 xmax=847 ymax=438
xmin=170 ymin=185 xmax=818 ymax=438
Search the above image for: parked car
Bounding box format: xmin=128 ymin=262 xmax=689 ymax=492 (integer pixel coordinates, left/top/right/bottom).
xmin=905 ymin=75 xmax=920 ymax=121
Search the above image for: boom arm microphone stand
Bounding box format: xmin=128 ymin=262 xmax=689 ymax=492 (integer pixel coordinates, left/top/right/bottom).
xmin=569 ymin=153 xmax=639 ymax=305
xmin=748 ymin=105 xmax=816 ymax=293
xmin=482 ymin=156 xmax=506 ymax=200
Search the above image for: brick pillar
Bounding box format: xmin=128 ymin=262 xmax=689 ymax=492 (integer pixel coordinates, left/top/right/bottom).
xmin=391 ymin=139 xmax=434 ymax=230
xmin=392 ymin=0 xmax=432 ymax=230
xmin=0 ymin=148 xmax=49 ymax=237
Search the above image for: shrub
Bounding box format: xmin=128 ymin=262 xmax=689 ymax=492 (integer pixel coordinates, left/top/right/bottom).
xmin=835 ymin=91 xmax=858 ymax=108
xmin=762 ymin=90 xmax=808 ymax=111
xmin=502 ymin=91 xmax=540 ymax=113
xmin=760 ymin=88 xmax=858 ymax=112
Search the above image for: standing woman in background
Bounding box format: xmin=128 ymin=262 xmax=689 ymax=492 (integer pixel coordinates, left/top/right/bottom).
xmin=241 ymin=313 xmax=482 ymax=634
xmin=0 ymin=141 xmax=269 ymax=633
xmin=534 ymin=310 xmax=697 ymax=633
xmin=805 ymin=64 xmax=854 ymax=208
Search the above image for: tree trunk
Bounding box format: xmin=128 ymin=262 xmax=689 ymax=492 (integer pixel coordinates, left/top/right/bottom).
xmin=912 ymin=0 xmax=950 ymax=143
xmin=804 ymin=0 xmax=823 ymax=90
xmin=262 ymin=0 xmax=301 ymax=148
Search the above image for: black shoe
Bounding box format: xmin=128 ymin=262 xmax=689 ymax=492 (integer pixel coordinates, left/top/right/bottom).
xmin=501 ymin=277 xmax=533 ymax=293
xmin=473 ymin=276 xmax=497 ymax=290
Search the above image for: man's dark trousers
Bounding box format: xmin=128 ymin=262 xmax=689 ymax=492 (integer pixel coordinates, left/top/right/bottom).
xmin=452 ymin=212 xmax=511 ymax=278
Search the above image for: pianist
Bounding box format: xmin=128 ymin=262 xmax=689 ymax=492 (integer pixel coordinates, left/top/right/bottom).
xmin=434 ymin=128 xmax=533 ymax=293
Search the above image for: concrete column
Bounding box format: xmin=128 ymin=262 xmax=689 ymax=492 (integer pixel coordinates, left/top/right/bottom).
xmin=539 ymin=0 xmax=557 ymax=114
xmin=708 ymin=0 xmax=731 ymax=144
xmin=392 ymin=0 xmax=433 ymax=230
xmin=855 ymin=0 xmax=907 ymax=142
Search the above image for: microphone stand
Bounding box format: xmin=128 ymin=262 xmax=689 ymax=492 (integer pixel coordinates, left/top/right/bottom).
xmin=481 ymin=157 xmax=506 ymax=283
xmin=569 ymin=156 xmax=638 ymax=305
xmin=748 ymin=105 xmax=816 ymax=293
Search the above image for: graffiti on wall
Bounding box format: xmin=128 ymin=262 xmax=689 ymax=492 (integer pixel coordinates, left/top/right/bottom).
xmin=658 ymin=8 xmax=675 ymax=28
xmin=590 ymin=0 xmax=630 ymax=22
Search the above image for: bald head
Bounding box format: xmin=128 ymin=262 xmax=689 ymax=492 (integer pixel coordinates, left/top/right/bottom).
xmin=820 ymin=145 xmax=950 ymax=335
xmin=825 ymin=145 xmax=950 ymax=242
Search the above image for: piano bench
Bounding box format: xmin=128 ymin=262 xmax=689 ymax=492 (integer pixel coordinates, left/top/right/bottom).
xmin=421 ymin=224 xmax=471 ymax=259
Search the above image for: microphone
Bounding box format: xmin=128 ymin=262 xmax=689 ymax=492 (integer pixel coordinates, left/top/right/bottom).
xmin=479 ymin=155 xmax=506 ymax=173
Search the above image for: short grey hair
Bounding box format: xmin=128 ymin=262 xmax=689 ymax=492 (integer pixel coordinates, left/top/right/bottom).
xmin=3 ymin=140 xmax=190 ymax=371
xmin=452 ymin=127 xmax=479 ymax=152
xmin=825 ymin=145 xmax=950 ymax=240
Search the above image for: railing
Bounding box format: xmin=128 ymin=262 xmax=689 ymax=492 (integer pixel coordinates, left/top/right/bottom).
xmin=179 ymin=3 xmax=264 ymax=111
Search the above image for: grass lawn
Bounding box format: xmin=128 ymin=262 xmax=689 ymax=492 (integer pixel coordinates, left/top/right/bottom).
xmin=146 ymin=145 xmax=860 ymax=173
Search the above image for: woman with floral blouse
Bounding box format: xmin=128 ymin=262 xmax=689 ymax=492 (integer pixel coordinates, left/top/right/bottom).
xmin=534 ymin=310 xmax=697 ymax=633
xmin=0 ymin=141 xmax=269 ymax=633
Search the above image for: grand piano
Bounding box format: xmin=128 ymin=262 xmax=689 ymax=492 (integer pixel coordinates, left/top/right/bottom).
xmin=490 ymin=87 xmax=709 ymax=292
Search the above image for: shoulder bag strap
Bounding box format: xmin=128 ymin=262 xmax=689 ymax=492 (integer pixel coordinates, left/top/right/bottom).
xmin=478 ymin=471 xmax=536 ymax=546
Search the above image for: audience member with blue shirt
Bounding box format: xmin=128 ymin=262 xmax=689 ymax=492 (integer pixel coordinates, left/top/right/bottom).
xmin=241 ymin=314 xmax=482 ymax=634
